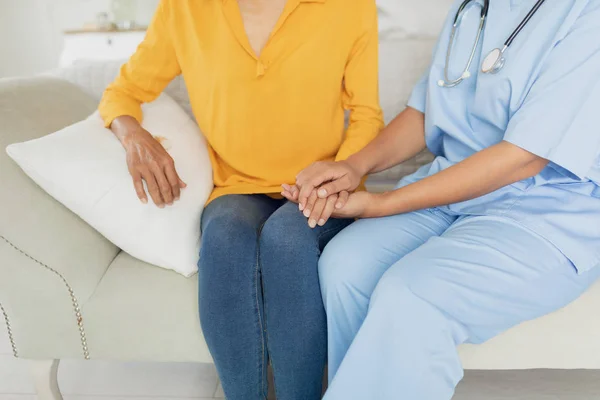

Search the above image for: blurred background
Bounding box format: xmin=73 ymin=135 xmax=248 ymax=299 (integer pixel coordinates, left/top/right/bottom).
xmin=0 ymin=0 xmax=159 ymax=78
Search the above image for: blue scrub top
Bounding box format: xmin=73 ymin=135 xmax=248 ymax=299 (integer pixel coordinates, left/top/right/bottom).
xmin=402 ymin=0 xmax=600 ymax=272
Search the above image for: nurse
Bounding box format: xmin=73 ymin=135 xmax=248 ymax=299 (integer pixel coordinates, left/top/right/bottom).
xmin=283 ymin=0 xmax=600 ymax=398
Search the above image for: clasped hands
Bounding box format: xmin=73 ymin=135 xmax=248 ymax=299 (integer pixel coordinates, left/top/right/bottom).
xmin=281 ymin=160 xmax=376 ymax=228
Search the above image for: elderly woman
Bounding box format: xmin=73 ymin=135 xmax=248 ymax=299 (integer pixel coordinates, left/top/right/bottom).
xmin=285 ymin=0 xmax=600 ymax=399
xmin=98 ymin=0 xmax=383 ymax=399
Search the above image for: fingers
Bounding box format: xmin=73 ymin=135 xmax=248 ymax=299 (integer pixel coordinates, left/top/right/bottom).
xmin=152 ymin=165 xmax=174 ymax=205
xmin=317 ymin=177 xmax=349 ymax=199
xmin=290 ymin=185 xmax=299 ymax=201
xmin=302 ymin=190 xmax=318 ymax=218
xmin=281 ymin=191 xmax=294 ymax=202
xmin=308 ymin=197 xmax=327 ymax=228
xmin=281 ymin=185 xmax=298 ymax=204
xmin=283 ymin=184 xmax=300 ymax=202
xmin=163 ymin=159 xmax=182 ymax=200
xmin=317 ymin=195 xmax=338 ymax=227
xmin=336 ymin=191 xmax=350 ymax=209
xmin=298 ymin=177 xmax=325 ymax=211
xmin=132 ymin=173 xmax=148 ymax=204
xmin=141 ymin=170 xmax=164 ymax=208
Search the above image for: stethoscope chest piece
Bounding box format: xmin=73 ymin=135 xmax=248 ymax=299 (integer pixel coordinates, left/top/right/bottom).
xmin=481 ymin=47 xmax=506 ymax=74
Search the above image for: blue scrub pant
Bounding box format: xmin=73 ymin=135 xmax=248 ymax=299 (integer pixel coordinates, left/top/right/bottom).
xmin=319 ymin=208 xmax=600 ymax=400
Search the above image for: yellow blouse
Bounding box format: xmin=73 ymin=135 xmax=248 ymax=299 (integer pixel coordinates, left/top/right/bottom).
xmin=99 ymin=0 xmax=383 ymax=203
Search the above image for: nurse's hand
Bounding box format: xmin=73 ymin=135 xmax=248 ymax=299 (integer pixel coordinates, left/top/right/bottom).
xmin=295 ymin=160 xmax=363 ymax=211
xmin=330 ymin=191 xmax=375 ymax=219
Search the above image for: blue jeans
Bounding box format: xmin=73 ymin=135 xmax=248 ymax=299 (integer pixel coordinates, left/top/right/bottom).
xmin=198 ymin=194 xmax=352 ymax=400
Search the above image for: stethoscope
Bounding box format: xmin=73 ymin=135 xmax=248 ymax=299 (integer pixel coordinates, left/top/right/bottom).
xmin=438 ymin=0 xmax=547 ymax=88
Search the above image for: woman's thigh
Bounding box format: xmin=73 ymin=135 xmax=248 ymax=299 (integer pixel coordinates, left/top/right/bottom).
xmin=258 ymin=200 xmax=353 ymax=297
xmin=198 ymin=194 xmax=282 ymax=305
xmin=372 ymin=215 xmax=600 ymax=344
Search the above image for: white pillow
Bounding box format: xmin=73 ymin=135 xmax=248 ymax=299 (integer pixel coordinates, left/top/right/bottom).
xmin=6 ymin=94 xmax=213 ymax=277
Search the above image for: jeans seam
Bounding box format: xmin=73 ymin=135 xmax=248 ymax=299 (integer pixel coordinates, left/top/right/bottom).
xmin=316 ymin=221 xmax=352 ymax=247
xmin=256 ymin=223 xmax=267 ymax=399
xmin=261 ymin=252 xmax=275 ymax=399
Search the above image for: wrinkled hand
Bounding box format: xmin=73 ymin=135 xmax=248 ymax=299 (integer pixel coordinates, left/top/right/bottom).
xmin=295 ymin=160 xmax=363 ymax=211
xmin=122 ymin=127 xmax=186 ymax=207
xmin=282 ymin=184 xmax=349 ymax=228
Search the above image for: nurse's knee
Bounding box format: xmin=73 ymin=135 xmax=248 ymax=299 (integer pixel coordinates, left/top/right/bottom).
xmin=369 ymin=268 xmax=449 ymax=329
xmin=318 ymin=235 xmax=369 ymax=300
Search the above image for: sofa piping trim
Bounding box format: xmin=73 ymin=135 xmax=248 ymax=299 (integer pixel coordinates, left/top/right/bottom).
xmin=0 ymin=302 xmax=18 ymax=358
xmin=0 ymin=235 xmax=90 ymax=360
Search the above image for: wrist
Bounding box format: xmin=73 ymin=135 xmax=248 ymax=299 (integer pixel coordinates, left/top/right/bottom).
xmin=363 ymin=191 xmax=400 ymax=218
xmin=111 ymin=116 xmax=145 ymax=146
xmin=361 ymin=192 xmax=385 ymax=218
xmin=345 ymin=153 xmax=372 ymax=177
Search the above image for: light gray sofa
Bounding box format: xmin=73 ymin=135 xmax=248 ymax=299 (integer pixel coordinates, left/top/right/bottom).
xmin=2 ymin=45 xmax=600 ymax=400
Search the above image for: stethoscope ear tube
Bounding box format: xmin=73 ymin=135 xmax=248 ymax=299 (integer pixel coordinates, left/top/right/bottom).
xmin=439 ymin=0 xmax=488 ymax=88
xmin=439 ymin=0 xmax=546 ymax=88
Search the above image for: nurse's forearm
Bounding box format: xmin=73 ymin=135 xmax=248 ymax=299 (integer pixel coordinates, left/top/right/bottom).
xmin=346 ymin=107 xmax=427 ymax=176
xmin=367 ymin=141 xmax=549 ymax=218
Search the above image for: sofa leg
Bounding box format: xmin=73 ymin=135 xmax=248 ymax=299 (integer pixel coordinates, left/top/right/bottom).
xmin=29 ymin=359 xmax=63 ymax=400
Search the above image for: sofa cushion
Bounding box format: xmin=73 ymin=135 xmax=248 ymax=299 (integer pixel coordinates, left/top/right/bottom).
xmin=81 ymin=252 xmax=211 ymax=362
xmin=0 ymin=77 xmax=119 ymax=299
xmin=7 ymin=93 xmax=213 ymax=277
xmin=0 ymin=77 xmax=121 ymax=359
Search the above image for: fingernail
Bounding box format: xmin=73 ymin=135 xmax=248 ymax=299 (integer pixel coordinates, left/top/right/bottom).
xmin=336 ymin=203 xmax=343 ymax=209
xmin=309 ymin=219 xmax=317 ymax=228
xmin=158 ymin=204 xmax=165 ymax=208
xmin=175 ymin=196 xmax=180 ymax=201
xmin=141 ymin=198 xmax=148 ymax=204
xmin=318 ymin=189 xmax=327 ymax=197
xmin=299 ymin=204 xmax=304 ymax=211
xmin=303 ymin=209 xmax=311 ymax=218
xmin=318 ymin=219 xmax=325 ymax=226
xmin=168 ymin=202 xmax=173 ymax=206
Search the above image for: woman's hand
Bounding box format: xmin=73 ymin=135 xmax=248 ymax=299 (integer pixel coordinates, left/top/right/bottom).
xmin=111 ymin=116 xmax=186 ymax=207
xmin=295 ymin=160 xmax=363 ymax=211
xmin=282 ymin=184 xmax=350 ymax=227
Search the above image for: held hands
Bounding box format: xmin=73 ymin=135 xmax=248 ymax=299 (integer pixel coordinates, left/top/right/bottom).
xmin=282 ymin=184 xmax=349 ymax=227
xmin=282 ymin=186 xmax=374 ymax=224
xmin=114 ymin=117 xmax=186 ymax=207
xmin=294 ymin=160 xmax=363 ymax=210
xmin=282 ymin=160 xmax=374 ymax=227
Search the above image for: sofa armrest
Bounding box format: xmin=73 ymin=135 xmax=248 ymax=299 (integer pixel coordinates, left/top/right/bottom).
xmin=0 ymin=77 xmax=120 ymax=359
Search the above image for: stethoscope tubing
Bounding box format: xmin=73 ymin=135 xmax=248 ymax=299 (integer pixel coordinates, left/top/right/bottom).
xmin=440 ymin=0 xmax=547 ymax=87
xmin=505 ymin=0 xmax=547 ymax=47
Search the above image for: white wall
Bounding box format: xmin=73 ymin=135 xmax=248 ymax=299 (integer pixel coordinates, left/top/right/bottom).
xmin=0 ymin=0 xmax=159 ymax=78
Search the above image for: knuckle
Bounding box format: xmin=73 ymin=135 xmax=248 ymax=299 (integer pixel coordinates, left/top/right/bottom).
xmin=148 ymin=160 xmax=160 ymax=169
